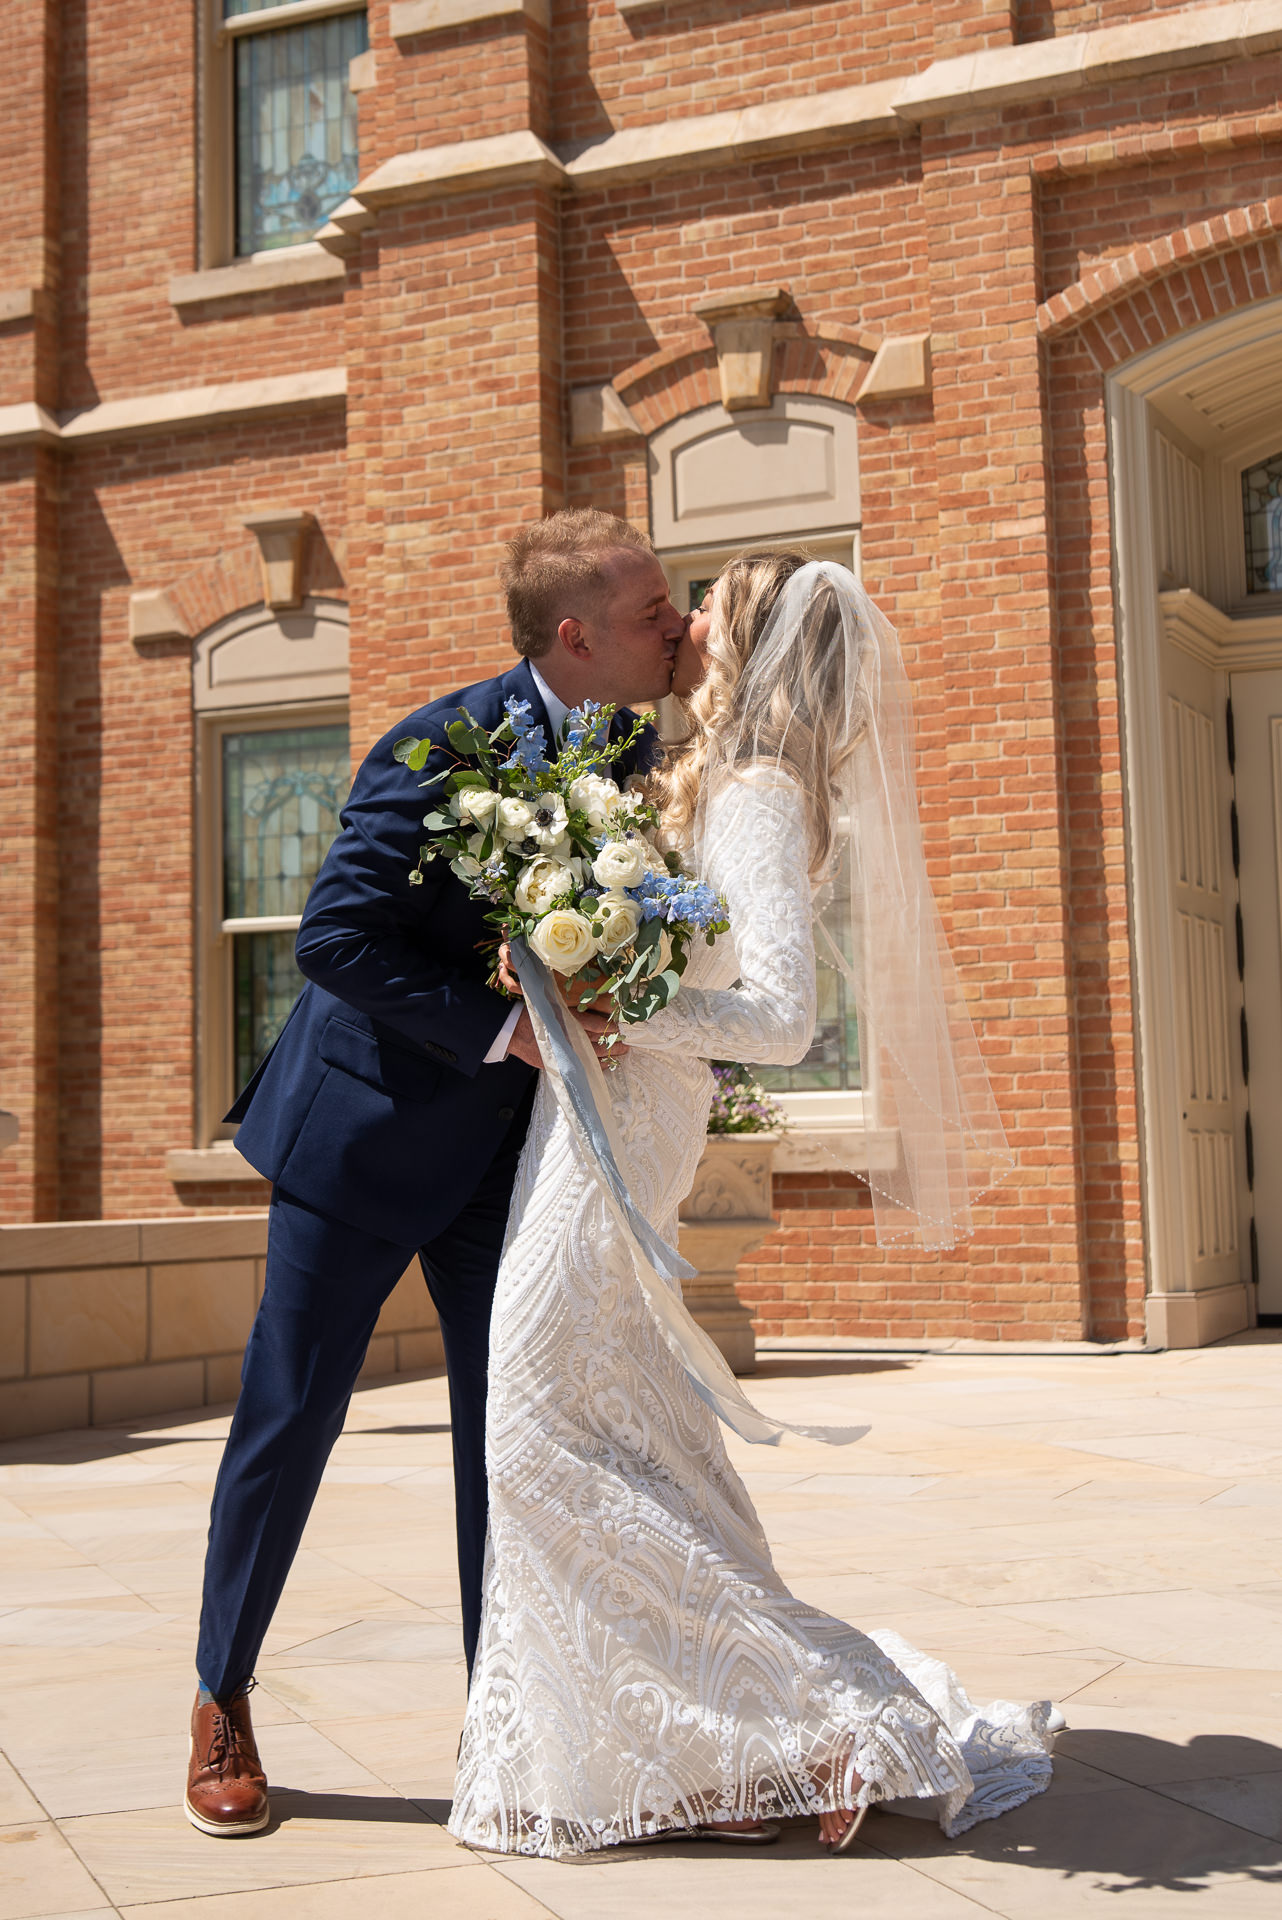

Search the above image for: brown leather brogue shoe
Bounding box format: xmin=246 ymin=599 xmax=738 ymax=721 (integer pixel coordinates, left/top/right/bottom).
xmin=185 ymin=1683 xmax=270 ymax=1836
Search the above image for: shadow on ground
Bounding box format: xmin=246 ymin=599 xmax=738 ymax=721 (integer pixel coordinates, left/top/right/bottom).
xmin=271 ymin=1732 xmax=1282 ymax=1893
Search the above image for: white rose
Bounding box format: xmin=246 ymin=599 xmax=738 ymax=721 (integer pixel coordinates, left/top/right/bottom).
xmin=592 ymin=837 xmax=648 ymax=890
xmin=594 ymin=890 xmax=642 ymax=955
xmin=514 ymin=856 xmax=576 ymax=914
xmin=452 ymin=853 xmax=483 ymax=880
xmin=497 ymin=796 xmax=535 ymax=839
xmin=452 ymin=786 xmax=499 ymax=829
xmin=526 ymin=794 xmax=569 ymax=850
xmin=528 ymin=908 xmax=599 ymax=974
xmin=568 ymin=772 xmax=624 ymax=833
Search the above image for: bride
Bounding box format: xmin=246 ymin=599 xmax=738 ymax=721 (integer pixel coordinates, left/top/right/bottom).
xmin=448 ymin=552 xmax=1054 ymax=1858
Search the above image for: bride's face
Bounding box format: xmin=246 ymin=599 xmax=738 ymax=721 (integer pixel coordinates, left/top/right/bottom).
xmin=670 ymin=586 xmax=714 ymax=697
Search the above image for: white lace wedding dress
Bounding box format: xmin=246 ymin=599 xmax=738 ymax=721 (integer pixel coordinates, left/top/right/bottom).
xmin=449 ymin=773 xmax=1054 ymax=1858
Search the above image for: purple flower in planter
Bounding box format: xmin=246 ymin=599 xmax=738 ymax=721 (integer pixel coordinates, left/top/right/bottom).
xmin=707 ymin=1063 xmax=788 ymax=1136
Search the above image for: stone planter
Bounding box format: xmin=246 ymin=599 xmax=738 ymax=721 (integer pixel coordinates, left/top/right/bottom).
xmin=677 ymin=1132 xmax=779 ymax=1376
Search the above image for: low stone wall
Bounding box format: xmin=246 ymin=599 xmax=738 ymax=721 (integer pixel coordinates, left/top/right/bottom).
xmin=0 ymin=1215 xmax=443 ymax=1440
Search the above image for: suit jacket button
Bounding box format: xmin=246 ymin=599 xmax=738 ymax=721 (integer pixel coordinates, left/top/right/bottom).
xmin=497 ymin=1106 xmax=515 ymax=1122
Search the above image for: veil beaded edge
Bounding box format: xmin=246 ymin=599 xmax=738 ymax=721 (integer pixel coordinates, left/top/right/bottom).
xmin=694 ymin=560 xmax=1014 ymax=1252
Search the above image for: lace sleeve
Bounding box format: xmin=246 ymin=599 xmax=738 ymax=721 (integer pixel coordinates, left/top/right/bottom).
xmin=624 ymin=772 xmax=816 ymax=1067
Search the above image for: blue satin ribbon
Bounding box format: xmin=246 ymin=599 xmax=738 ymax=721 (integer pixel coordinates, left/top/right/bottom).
xmin=509 ymin=937 xmax=867 ymax=1449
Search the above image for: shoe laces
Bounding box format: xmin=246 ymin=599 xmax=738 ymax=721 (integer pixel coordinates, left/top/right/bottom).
xmin=204 ymin=1677 xmax=257 ymax=1777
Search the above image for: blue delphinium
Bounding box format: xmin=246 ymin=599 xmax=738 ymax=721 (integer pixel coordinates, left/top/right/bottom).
xmin=504 ymin=697 xmax=551 ymax=776
xmin=564 ymin=699 xmax=610 ymax=753
xmin=628 ymin=872 xmax=724 ymax=929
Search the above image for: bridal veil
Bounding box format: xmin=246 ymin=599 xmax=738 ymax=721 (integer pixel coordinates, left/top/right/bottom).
xmin=694 ymin=558 xmax=1013 ymax=1251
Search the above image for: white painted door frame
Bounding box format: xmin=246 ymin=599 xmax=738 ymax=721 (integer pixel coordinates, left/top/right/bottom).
xmin=1107 ymin=298 xmax=1282 ymax=1346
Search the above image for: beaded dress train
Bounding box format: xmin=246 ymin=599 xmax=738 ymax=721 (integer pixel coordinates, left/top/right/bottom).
xmin=448 ymin=773 xmax=1054 ymax=1858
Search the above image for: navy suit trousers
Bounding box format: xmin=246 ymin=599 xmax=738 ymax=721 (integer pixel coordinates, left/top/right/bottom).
xmin=195 ymin=1097 xmax=531 ymax=1701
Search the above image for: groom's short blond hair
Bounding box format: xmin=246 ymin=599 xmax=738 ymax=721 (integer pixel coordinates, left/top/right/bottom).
xmin=502 ymin=509 xmax=654 ymax=659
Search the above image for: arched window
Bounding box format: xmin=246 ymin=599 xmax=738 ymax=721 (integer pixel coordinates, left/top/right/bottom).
xmin=648 ymin=397 xmax=877 ymax=1156
xmin=194 ymin=598 xmax=349 ymax=1147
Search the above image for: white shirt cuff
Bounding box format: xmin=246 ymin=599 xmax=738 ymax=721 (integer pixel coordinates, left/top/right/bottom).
xmin=483 ymin=1003 xmax=524 ymax=1064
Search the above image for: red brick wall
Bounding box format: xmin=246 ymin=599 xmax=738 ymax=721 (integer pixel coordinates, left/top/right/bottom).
xmin=1018 ymin=0 xmax=1201 ymax=39
xmin=551 ymin=0 xmax=930 ymax=147
xmin=55 ymin=417 xmax=349 ymax=1222
xmin=4 ymin=0 xmax=1280 ymax=1344
xmin=345 ymin=184 xmax=564 ymax=754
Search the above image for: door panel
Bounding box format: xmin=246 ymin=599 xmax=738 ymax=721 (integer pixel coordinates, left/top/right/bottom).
xmin=1231 ymin=668 xmax=1282 ymax=1313
xmin=1163 ymin=643 xmax=1243 ymax=1293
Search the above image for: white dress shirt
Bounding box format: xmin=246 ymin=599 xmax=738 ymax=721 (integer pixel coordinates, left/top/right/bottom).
xmin=481 ymin=661 xmax=570 ymax=1064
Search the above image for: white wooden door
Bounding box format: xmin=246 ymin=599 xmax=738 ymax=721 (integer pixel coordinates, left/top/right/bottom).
xmin=1231 ymin=668 xmax=1282 ymax=1314
xmin=1163 ymin=643 xmax=1243 ymax=1293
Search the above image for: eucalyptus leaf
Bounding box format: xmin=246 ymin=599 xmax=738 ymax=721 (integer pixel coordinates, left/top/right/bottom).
xmin=394 ymin=736 xmax=432 ymax=772
xmin=633 ymin=917 xmax=663 ymax=959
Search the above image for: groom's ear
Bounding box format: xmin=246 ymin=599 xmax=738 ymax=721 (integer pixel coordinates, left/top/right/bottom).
xmin=556 ymin=615 xmax=592 ymax=661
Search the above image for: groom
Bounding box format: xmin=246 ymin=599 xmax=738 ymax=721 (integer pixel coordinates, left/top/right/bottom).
xmin=187 ymin=509 xmax=686 ymax=1836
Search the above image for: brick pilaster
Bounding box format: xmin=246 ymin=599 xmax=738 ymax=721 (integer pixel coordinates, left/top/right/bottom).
xmin=0 ymin=0 xmax=61 ymax=1222
xmin=922 ymin=134 xmax=1088 ymax=1336
xmin=345 ymin=182 xmax=565 ymax=758
xmin=0 ymin=449 xmax=60 ymax=1222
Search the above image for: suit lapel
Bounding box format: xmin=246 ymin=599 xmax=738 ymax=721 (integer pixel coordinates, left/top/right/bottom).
xmin=612 ymin=707 xmax=661 ymax=780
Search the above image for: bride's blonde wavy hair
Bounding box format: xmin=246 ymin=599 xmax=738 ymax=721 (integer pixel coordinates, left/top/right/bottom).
xmin=652 ymin=548 xmax=862 ymax=875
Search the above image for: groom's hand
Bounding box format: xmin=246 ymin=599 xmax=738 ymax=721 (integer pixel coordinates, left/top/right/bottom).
xmin=505 ymin=1008 xmax=544 ymax=1070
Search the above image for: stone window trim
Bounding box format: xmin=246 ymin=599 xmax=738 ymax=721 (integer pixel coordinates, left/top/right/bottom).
xmin=389 ymin=0 xmax=548 ymax=37
xmin=188 ymin=598 xmax=350 ymax=1157
xmin=170 ymin=241 xmax=346 ymax=308
xmin=197 ymin=0 xmax=369 ymax=274
xmin=648 ymin=395 xmax=862 ymax=550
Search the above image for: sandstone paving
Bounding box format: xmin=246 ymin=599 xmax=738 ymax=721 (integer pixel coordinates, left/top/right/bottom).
xmin=1 ymin=1338 xmax=1281 ymax=1914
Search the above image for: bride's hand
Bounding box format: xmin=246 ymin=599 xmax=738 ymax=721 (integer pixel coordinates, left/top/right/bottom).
xmin=575 ymin=1008 xmax=628 ymax=1065
xmin=499 ymin=941 xmax=624 ymax=1062
xmin=559 ymin=975 xmax=615 ymax=1017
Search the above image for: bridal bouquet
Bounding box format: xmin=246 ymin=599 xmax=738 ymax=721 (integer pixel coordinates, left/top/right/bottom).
xmin=395 ymin=696 xmax=728 ymax=1024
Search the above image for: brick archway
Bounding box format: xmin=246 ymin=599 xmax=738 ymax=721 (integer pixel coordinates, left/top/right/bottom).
xmin=612 ymin=322 xmax=883 ymax=437
xmin=138 ymin=528 xmax=346 ymax=644
xmin=1038 ymin=196 xmax=1282 ymax=373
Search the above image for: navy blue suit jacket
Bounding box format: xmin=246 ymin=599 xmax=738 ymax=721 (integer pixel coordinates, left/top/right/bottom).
xmin=229 ymin=657 xmax=653 ymax=1248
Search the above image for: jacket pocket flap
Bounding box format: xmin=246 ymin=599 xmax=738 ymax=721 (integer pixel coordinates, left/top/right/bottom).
xmin=319 ymin=1017 xmax=442 ymax=1102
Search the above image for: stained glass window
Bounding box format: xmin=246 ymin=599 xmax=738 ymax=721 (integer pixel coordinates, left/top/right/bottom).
xmin=231 ymin=5 xmax=368 ymax=256
xmin=1242 ymin=453 xmax=1282 ymax=596
xmin=223 ymin=724 xmax=349 ymax=1087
